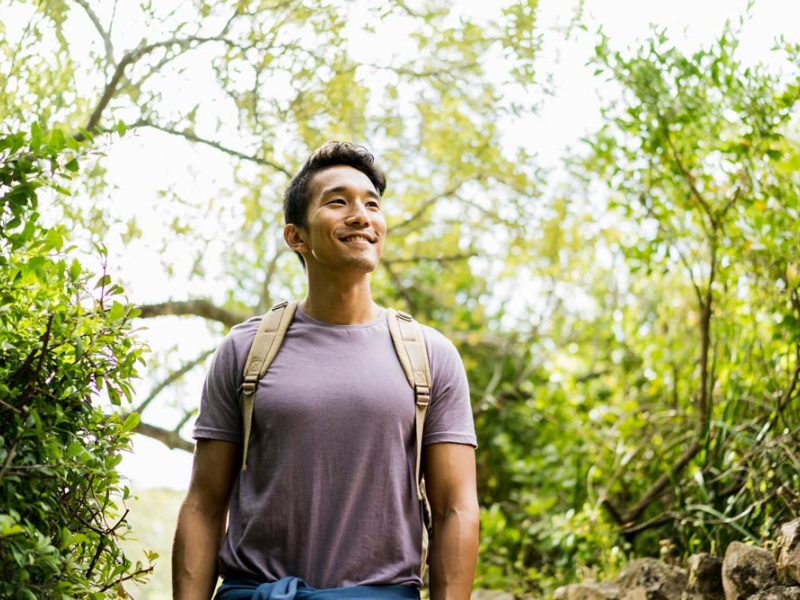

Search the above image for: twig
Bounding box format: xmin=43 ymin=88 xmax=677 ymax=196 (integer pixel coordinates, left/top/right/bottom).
xmin=131 ymin=120 xmax=292 ymax=176
xmin=133 ymin=348 xmax=214 ymax=414
xmin=0 ymin=439 xmax=20 ymax=485
xmin=75 ymin=0 xmax=115 ymax=66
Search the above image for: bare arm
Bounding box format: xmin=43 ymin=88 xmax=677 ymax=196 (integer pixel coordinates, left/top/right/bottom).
xmin=424 ymin=442 xmax=480 ymax=600
xmin=172 ymin=439 xmax=239 ymax=600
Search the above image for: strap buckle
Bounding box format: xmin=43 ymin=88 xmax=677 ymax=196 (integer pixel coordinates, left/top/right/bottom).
xmin=415 ymin=385 xmax=430 ymax=406
xmin=242 ymin=375 xmax=259 ymax=396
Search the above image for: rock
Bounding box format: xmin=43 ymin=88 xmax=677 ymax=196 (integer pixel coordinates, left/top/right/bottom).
xmin=617 ymin=557 xmax=688 ymax=600
xmin=747 ymin=586 xmax=800 ymax=600
xmin=682 ymin=553 xmax=724 ymax=600
xmin=722 ymin=542 xmax=778 ymax=600
xmin=776 ymin=519 xmax=800 ymax=585
xmin=552 ymin=582 xmax=620 ymax=600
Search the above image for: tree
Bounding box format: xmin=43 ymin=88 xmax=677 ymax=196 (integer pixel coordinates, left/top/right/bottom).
xmin=0 ymin=125 xmax=152 ymax=598
xmin=578 ymin=23 xmax=800 ymax=552
xmin=471 ymin=20 xmax=800 ymax=594
xmin=1 ymin=0 xmax=542 ymax=450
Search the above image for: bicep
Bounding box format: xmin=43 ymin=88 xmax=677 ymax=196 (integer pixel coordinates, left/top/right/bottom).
xmin=185 ymin=439 xmax=240 ymax=513
xmin=422 ymin=443 xmax=478 ymax=516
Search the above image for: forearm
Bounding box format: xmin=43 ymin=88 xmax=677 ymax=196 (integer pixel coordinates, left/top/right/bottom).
xmin=172 ymin=500 xmax=227 ymax=600
xmin=428 ymin=504 xmax=480 ymax=600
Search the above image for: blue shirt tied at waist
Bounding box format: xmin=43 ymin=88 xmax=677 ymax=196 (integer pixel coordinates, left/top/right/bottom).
xmin=216 ymin=575 xmax=421 ymax=600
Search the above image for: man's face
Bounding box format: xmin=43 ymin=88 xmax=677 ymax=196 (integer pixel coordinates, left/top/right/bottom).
xmin=290 ymin=165 xmax=386 ymax=274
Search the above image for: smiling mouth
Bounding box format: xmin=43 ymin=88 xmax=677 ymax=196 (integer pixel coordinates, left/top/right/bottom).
xmin=340 ymin=234 xmax=376 ymax=243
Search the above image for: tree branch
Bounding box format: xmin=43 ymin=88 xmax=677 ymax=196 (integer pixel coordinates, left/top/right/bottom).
xmin=74 ymin=0 xmax=115 ymax=66
xmin=390 ymin=179 xmax=476 ymax=233
xmin=619 ymin=438 xmax=702 ymax=524
xmin=133 ymin=422 xmax=194 ymax=452
xmin=137 ymin=299 xmax=249 ymax=328
xmin=134 ymin=348 xmax=215 ymax=415
xmin=660 ymin=119 xmax=717 ymax=231
xmin=80 ymin=35 xmax=237 ymax=137
xmin=131 ymin=120 xmax=292 ymax=176
xmin=257 ymin=247 xmax=288 ymax=313
xmin=382 ymin=252 xmax=475 ymax=266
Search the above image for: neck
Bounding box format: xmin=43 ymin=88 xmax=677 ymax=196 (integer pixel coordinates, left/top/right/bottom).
xmin=300 ymin=271 xmax=379 ymax=324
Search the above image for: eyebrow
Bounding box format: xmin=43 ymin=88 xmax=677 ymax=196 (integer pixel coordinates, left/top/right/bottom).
xmin=320 ymin=185 xmax=381 ymax=200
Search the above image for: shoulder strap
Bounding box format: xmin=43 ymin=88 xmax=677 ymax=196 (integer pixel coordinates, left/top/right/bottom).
xmin=240 ymin=300 xmax=298 ymax=472
xmin=386 ymin=309 xmax=431 ymax=501
xmin=386 ymin=308 xmax=433 ymax=577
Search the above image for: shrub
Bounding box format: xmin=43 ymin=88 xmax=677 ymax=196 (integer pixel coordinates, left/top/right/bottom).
xmin=0 ymin=125 xmax=153 ymax=598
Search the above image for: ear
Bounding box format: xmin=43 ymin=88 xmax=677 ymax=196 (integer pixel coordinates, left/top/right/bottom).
xmin=284 ymin=223 xmax=308 ymax=253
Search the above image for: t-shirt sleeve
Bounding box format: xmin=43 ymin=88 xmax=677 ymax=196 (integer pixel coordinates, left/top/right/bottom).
xmin=422 ymin=326 xmax=477 ymax=448
xmin=193 ymin=323 xmax=253 ymax=443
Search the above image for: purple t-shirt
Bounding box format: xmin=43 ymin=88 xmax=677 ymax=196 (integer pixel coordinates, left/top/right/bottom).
xmin=193 ymin=307 xmax=476 ymax=589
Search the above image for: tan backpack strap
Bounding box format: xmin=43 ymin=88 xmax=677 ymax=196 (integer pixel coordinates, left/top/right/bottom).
xmin=386 ymin=309 xmax=431 ymax=501
xmin=387 ymin=308 xmax=433 ymax=577
xmin=240 ymin=300 xmax=298 ymax=472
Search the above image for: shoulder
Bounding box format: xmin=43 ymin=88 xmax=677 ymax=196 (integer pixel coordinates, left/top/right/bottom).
xmin=209 ymin=316 xmax=262 ymax=374
xmin=418 ymin=321 xmax=460 ymax=357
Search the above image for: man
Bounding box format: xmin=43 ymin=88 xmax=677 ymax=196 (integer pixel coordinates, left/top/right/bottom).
xmin=172 ymin=141 xmax=479 ymax=599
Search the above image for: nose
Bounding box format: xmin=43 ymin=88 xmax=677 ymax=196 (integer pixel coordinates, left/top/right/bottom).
xmin=344 ymin=200 xmax=370 ymax=226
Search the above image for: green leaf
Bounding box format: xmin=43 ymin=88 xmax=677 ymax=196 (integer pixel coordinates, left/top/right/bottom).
xmin=94 ymin=274 xmax=111 ymax=289
xmin=121 ymin=412 xmax=140 ymax=434
xmin=29 ymin=122 xmax=42 ymax=151
xmin=108 ymin=301 xmax=126 ymax=321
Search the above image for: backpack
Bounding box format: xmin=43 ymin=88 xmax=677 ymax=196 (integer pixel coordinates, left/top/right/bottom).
xmin=238 ymin=300 xmax=433 ymax=575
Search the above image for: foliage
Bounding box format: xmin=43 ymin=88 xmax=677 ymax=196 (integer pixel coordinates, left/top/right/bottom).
xmin=500 ymin=22 xmax=800 ymax=583
xmin=6 ymin=0 xmax=800 ymax=596
xmin=467 ymin=22 xmax=800 ymax=595
xmin=0 ymin=126 xmax=152 ymax=598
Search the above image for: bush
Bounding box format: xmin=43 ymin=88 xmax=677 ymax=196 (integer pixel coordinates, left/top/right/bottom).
xmin=0 ymin=125 xmax=153 ymax=598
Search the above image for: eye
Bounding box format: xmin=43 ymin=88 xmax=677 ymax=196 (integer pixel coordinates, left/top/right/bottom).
xmin=328 ymin=198 xmax=346 ymax=205
xmin=367 ymin=199 xmax=381 ymax=209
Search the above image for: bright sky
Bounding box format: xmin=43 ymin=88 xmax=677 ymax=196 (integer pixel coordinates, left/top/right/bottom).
xmin=115 ymin=0 xmax=800 ymax=491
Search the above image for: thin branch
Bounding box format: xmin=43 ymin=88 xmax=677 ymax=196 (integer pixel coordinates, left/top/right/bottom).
xmin=660 ymin=118 xmax=716 ymax=231
xmin=137 ymin=299 xmax=249 ymax=328
xmin=74 ymin=0 xmax=115 ymax=66
xmin=174 ymin=408 xmax=198 ymax=432
xmin=133 ymin=348 xmax=215 ymax=414
xmin=19 ymin=315 xmax=54 ymax=405
xmin=620 ymin=438 xmax=702 ymax=524
xmin=697 ymin=240 xmax=717 ymax=430
xmin=637 ymin=192 xmax=704 ymax=305
xmin=390 ymin=179 xmax=475 ymax=233
xmin=775 ymin=353 xmax=800 ymax=418
xmin=620 ymin=512 xmax=675 ymax=536
xmin=0 ymin=439 xmax=20 ymax=485
xmin=382 ymin=263 xmax=417 ymax=313
xmin=80 ymin=35 xmax=236 ymax=136
xmin=97 ymin=563 xmax=156 ymax=593
xmin=382 ymin=253 xmax=475 ymax=266
xmin=133 ymin=421 xmax=194 ymax=452
xmin=132 ymin=120 xmax=292 ymax=176
xmin=257 ymin=247 xmax=288 ymax=314
xmin=0 ymin=398 xmax=22 ymax=414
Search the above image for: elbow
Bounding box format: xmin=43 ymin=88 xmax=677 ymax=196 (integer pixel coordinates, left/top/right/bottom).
xmin=431 ymin=499 xmax=480 ymax=531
